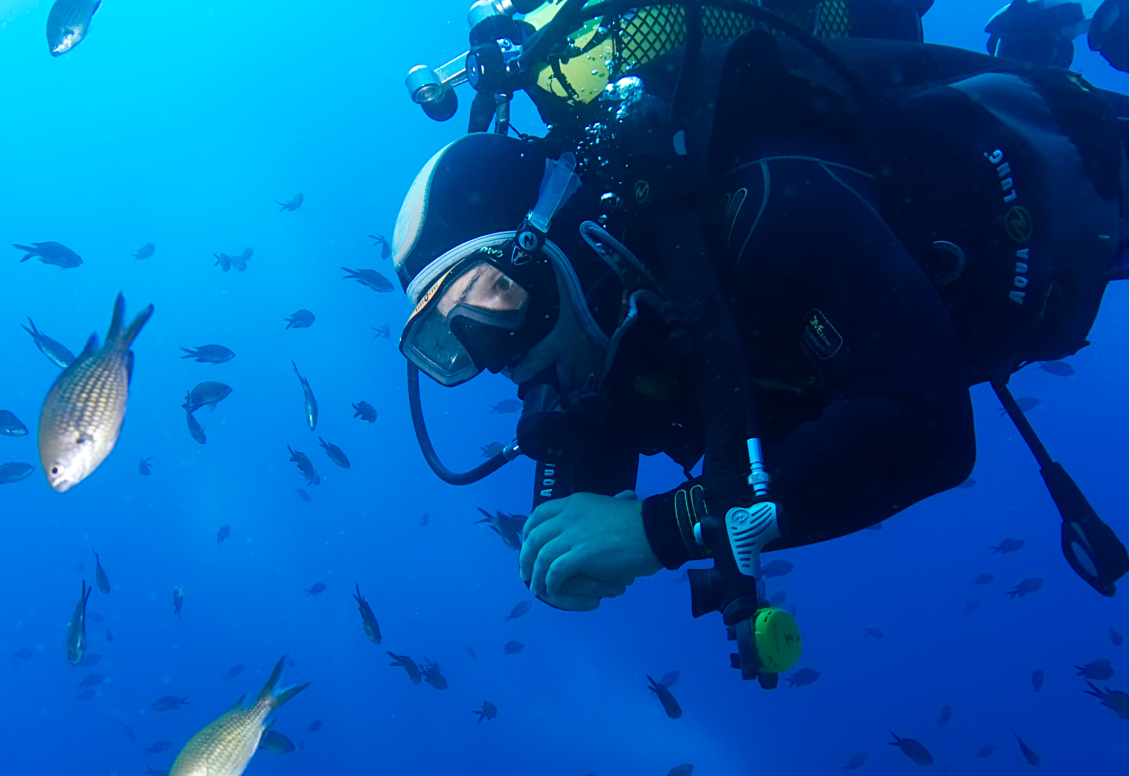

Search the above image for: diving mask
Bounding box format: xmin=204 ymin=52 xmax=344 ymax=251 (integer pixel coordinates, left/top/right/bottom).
xmin=400 ymin=245 xmax=559 ymax=386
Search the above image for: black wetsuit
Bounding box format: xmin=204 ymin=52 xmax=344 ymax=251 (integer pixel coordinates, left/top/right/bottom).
xmin=543 ymin=34 xmax=1127 ymax=569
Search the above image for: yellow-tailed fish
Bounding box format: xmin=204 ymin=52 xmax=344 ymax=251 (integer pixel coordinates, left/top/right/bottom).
xmin=170 ymin=656 xmax=309 ymax=776
xmin=38 ymin=293 xmax=153 ymax=492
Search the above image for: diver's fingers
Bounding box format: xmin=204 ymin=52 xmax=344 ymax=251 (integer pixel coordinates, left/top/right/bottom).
xmin=519 ymin=520 xmax=564 ymax=584
xmin=556 ymin=574 xmax=628 ymax=600
xmin=522 ymin=498 xmax=567 ymax=540
xmin=545 ymin=550 xmax=591 ymax=598
xmin=530 ymin=536 xmax=571 ymax=598
xmin=612 ymin=489 xmax=638 ymax=500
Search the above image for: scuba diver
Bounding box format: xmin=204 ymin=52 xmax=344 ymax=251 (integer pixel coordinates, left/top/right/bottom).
xmin=985 ymin=0 xmax=1129 ymax=71
xmin=395 ymin=0 xmax=1129 ymax=684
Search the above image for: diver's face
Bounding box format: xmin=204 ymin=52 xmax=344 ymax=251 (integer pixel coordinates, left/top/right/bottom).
xmin=436 ymin=262 xmax=528 ymax=317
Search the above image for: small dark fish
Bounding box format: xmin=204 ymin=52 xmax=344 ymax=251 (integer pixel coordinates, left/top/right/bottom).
xmin=937 ymin=704 xmax=952 ymax=729
xmin=469 ymin=701 xmax=498 ymax=727
xmin=308 ymin=720 xmax=322 ymax=733
xmin=229 ymin=249 xmax=249 ymax=272
xmin=1032 ymin=668 xmax=1044 ymax=692
xmin=475 ymin=507 xmax=525 ymax=551
xmin=295 ymin=488 xmax=311 ymax=502
xmin=318 ymin=437 xmax=349 ymax=468
xmin=890 ymin=733 xmax=934 ymax=766
xmin=352 ymin=583 xmax=382 ymax=645
xmin=0 ymin=462 xmax=35 ymax=484
xmin=13 ymin=241 xmax=82 ymax=267
xmin=481 ymin=442 xmax=505 ymax=458
xmin=647 ymin=675 xmax=682 ymax=719
xmin=223 ymin=664 xmax=245 ymax=680
xmin=975 ymin=743 xmax=996 ymax=758
xmin=768 ymin=590 xmax=787 ymax=608
xmin=863 ymin=626 xmax=884 ymax=639
xmin=1039 ymin=360 xmax=1075 ymax=376
xmin=172 ymin=586 xmax=184 ymax=620
xmin=305 ymin=583 xmax=326 ymax=597
xmin=182 ymin=381 xmax=232 ymax=413
xmin=504 ymin=601 xmax=532 ymax=621
xmin=489 ymin=399 xmax=522 ymax=414
xmin=992 ymin=538 xmax=1025 ymax=554
xmin=76 ymin=673 xmax=105 ymax=688
xmin=121 ymin=723 xmax=136 ymax=743
xmin=388 ymin=652 xmax=422 ymax=684
xmin=88 ymin=612 xmax=104 ymax=623
xmin=21 ymin=317 xmax=75 ymax=368
xmin=352 ymin=401 xmax=377 ymax=423
xmin=288 ymin=445 xmax=318 ymax=485
xmin=214 ymin=253 xmax=232 ymax=272
xmin=371 ymin=325 xmax=390 ymax=339
xmin=1012 ymin=730 xmax=1040 ymax=767
xmin=138 ymin=457 xmax=153 ymax=475
xmin=285 ymin=309 xmax=315 ymax=329
xmin=133 ymin=243 xmax=156 ymax=261
xmin=93 ymin=550 xmax=110 ymax=594
xmin=0 ymin=410 xmax=29 ymax=437
xmin=293 ymin=362 xmax=318 ymax=431
xmin=369 ymin=234 xmax=391 ymax=259
xmin=75 ymin=689 xmax=95 ymax=701
xmin=762 ymin=559 xmax=794 ymax=578
xmin=65 ymin=580 xmax=92 ymax=666
xmin=466 ymin=645 xmax=477 ymax=660
xmin=144 ymin=741 xmax=172 ymax=754
xmin=10 ymin=648 xmax=33 ymax=662
xmin=1076 ymin=658 xmax=1115 ymax=680
xmin=77 ymin=652 xmax=101 ymax=667
xmin=342 ymin=267 xmax=394 ymax=293
xmin=1005 ymin=577 xmax=1044 ymax=599
xmin=186 ymin=394 xmax=206 ymax=445
xmin=973 ymin=572 xmax=994 ymax=585
xmin=658 ymin=671 xmax=679 ymax=688
xmin=105 ymin=628 xmax=113 ymax=642
xmin=503 ymin=640 xmax=525 ymax=655
xmin=787 ymin=667 xmax=820 ymax=687
xmin=1111 ymin=627 xmax=1125 ymax=646
xmin=668 ymin=766 xmax=694 ymax=776
xmin=217 ymin=524 xmax=231 ymax=545
xmin=180 ymin=345 xmax=235 ymax=364
xmin=1083 ymin=682 xmax=1129 ymax=720
xmin=962 ymin=598 xmax=982 ymax=615
xmin=259 ymin=730 xmax=295 ymax=754
xmin=45 ymin=0 xmax=102 ymax=56
xmin=151 ymin=695 xmax=190 ymax=712
xmin=419 ymin=512 xmax=429 ymax=528
xmin=422 ymin=659 xmax=448 ymax=690
xmin=276 ymin=193 xmax=304 ymax=212
xmin=842 ymin=751 xmax=868 ymax=770
xmin=957 ymin=476 xmax=977 ymax=489
xmin=998 ymin=396 xmax=1039 ymax=416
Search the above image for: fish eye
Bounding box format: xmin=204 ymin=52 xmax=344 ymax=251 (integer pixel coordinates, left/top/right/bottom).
xmin=51 ymin=464 xmax=64 ymax=476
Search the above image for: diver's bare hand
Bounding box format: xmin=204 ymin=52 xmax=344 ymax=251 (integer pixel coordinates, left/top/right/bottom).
xmin=520 ymin=491 xmax=662 ymax=612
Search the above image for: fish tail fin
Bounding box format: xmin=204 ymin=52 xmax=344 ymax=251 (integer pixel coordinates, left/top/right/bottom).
xmin=269 ymin=681 xmax=310 ymax=711
xmin=23 ymin=317 xmax=38 ymax=335
xmin=254 ymin=656 xmax=306 ymax=710
xmin=179 ymin=348 xmax=195 ymax=358
xmin=12 ymin=244 xmax=35 ymax=261
xmin=120 ymin=302 xmax=154 ymax=349
xmin=106 ymin=294 xmax=126 ymax=343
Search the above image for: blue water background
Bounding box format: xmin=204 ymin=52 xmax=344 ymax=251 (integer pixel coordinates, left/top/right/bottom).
xmin=0 ymin=1 xmax=1126 ymax=774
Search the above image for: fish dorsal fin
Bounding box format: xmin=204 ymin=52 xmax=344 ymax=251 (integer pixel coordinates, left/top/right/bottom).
xmin=255 ymin=657 xmax=287 ymax=706
xmin=78 ymin=334 xmax=99 ymax=360
xmin=92 ymin=1 xmax=103 ymax=17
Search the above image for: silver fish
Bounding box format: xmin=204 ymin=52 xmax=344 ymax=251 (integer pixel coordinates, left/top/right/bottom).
xmin=46 ymin=0 xmax=102 ymax=57
xmin=21 ymin=317 xmax=75 ymax=368
xmin=292 ymin=362 xmax=317 ymax=431
xmin=169 ymin=657 xmax=308 ymax=776
xmin=65 ymin=580 xmax=92 ymax=666
xmin=38 ymin=294 xmax=154 ymax=492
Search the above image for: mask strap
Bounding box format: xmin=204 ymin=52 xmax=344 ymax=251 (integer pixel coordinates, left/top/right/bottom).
xmin=513 ymin=152 xmax=582 ymax=263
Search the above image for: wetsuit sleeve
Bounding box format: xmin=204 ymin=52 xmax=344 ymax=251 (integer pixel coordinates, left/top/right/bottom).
xmin=642 ymin=155 xmax=976 ymax=568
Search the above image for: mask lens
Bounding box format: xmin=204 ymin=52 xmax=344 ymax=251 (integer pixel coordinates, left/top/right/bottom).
xmin=400 ymin=260 xmax=530 ymax=386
